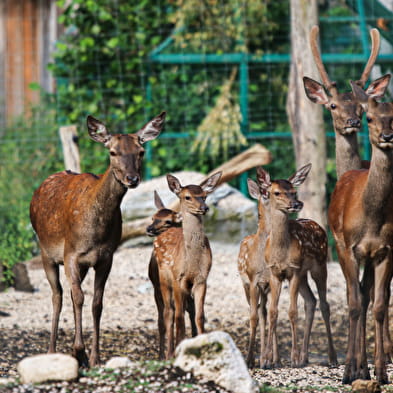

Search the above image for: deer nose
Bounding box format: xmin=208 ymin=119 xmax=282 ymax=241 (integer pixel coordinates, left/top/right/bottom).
xmin=202 ymin=205 xmax=209 ymax=213
xmin=293 ymin=201 xmax=303 ymax=210
xmin=382 ymin=133 xmax=393 ymax=142
xmin=347 ymin=118 xmax=360 ymax=127
xmin=126 ymin=175 xmax=139 ymax=187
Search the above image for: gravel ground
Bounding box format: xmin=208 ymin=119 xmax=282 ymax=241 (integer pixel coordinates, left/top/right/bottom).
xmin=0 ymin=241 xmax=391 ymax=392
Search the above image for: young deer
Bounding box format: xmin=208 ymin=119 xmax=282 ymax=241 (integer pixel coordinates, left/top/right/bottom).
xmin=237 ymin=176 xmax=277 ymax=368
xmin=328 ymin=74 xmax=393 ymax=384
xmin=146 ymin=190 xmax=196 ymax=359
xmin=258 ymin=164 xmax=337 ymax=369
xmin=152 ymin=172 xmax=221 ymax=359
xmin=303 ymin=25 xmax=380 ymax=178
xmin=30 ymin=112 xmax=165 ymax=367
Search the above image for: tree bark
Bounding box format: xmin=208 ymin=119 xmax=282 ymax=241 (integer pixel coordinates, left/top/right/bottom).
xmin=286 ymin=0 xmax=327 ymax=230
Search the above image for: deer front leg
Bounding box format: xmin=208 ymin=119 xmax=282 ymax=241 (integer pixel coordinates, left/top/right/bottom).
xmin=373 ymin=257 xmax=392 ymax=384
xmin=298 ymin=279 xmax=316 ymax=367
xmin=192 ymin=282 xmax=207 ymax=335
xmin=288 ymin=275 xmax=301 ymax=367
xmin=246 ymin=281 xmax=259 ymax=368
xmin=261 ymin=275 xmax=281 ymax=369
xmin=160 ymin=279 xmax=174 ymax=359
xmin=174 ymin=284 xmax=186 ymax=346
xmin=341 ymin=255 xmax=365 ymax=384
xmin=43 ymin=257 xmax=62 ymax=354
xmin=90 ymin=261 xmax=112 ymax=367
xmin=66 ymin=259 xmax=89 ymax=367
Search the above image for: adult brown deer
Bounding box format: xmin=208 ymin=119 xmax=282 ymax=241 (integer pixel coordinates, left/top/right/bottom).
xmin=146 ymin=190 xmax=196 ymax=359
xmin=303 ymin=25 xmax=380 ymax=178
xmin=237 ymin=175 xmax=276 ymax=368
xmin=151 ymin=172 xmax=221 ymax=359
xmin=258 ymin=164 xmax=337 ymax=369
xmin=328 ymin=74 xmax=393 ymax=384
xmin=30 ymin=112 xmax=165 ymax=367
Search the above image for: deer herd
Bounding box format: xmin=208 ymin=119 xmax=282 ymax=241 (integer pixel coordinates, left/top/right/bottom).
xmin=29 ymin=25 xmax=393 ymax=385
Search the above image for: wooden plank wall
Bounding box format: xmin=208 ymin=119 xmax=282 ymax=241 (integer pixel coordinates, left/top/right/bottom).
xmin=1 ymin=0 xmax=58 ymax=125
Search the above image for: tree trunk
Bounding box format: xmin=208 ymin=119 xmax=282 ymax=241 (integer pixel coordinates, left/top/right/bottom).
xmin=286 ymin=0 xmax=327 ymax=230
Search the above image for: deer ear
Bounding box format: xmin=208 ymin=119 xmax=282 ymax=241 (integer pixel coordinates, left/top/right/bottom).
xmin=87 ymin=115 xmax=112 ymax=145
xmin=365 ymin=74 xmax=391 ymax=99
xmin=303 ymin=77 xmax=329 ymax=105
xmin=200 ymin=172 xmax=222 ymax=194
xmin=288 ymin=163 xmax=312 ymax=187
xmin=247 ymin=179 xmax=260 ymax=200
xmin=137 ymin=111 xmax=166 ymax=144
xmin=256 ymin=166 xmax=271 ymax=192
xmin=154 ymin=190 xmax=165 ymax=210
xmin=350 ymin=80 xmax=369 ymax=110
xmin=167 ymin=174 xmax=182 ymax=195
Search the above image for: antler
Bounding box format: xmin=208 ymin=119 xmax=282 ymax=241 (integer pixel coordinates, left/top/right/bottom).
xmin=309 ymin=25 xmax=338 ymax=95
xmin=357 ymin=28 xmax=380 ymax=87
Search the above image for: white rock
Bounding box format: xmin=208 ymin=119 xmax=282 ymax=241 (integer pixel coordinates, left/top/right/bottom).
xmin=174 ymin=331 xmax=258 ymax=393
xmin=105 ymin=356 xmax=134 ymax=369
xmin=17 ymin=353 xmax=78 ymax=384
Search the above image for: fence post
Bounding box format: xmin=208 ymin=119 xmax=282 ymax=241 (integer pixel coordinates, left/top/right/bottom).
xmin=59 ymin=125 xmax=81 ymax=173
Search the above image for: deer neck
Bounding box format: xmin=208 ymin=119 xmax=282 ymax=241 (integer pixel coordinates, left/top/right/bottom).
xmin=269 ymin=208 xmax=291 ymax=249
xmin=256 ymin=201 xmax=271 ymax=242
xmin=181 ymin=209 xmax=205 ymax=257
xmin=335 ymin=131 xmax=362 ymax=178
xmin=363 ymin=146 xmax=393 ymax=216
xmin=94 ymin=167 xmax=128 ymax=213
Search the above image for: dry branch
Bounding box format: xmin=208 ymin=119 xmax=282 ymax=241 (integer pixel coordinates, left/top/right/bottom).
xmin=121 ymin=143 xmax=271 ymax=241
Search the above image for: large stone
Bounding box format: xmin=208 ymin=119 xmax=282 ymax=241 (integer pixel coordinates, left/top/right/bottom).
xmin=174 ymin=331 xmax=258 ymax=393
xmin=17 ymin=353 xmax=78 ymax=384
xmin=105 ymin=356 xmax=134 ymax=369
xmin=121 ymin=171 xmax=257 ymax=244
xmin=12 ymin=262 xmax=34 ymax=292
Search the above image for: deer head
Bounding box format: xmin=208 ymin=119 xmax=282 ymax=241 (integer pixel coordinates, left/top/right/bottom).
xmin=166 ymin=172 xmax=222 ymax=215
xmin=257 ymin=164 xmax=312 ymax=214
xmin=87 ymin=112 xmax=166 ymax=188
xmin=351 ymin=74 xmax=392 ymax=149
xmin=146 ymin=190 xmax=182 ymax=237
xmin=303 ymin=25 xmax=380 ymax=136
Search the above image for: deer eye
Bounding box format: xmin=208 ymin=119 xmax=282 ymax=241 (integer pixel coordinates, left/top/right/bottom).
xmin=110 ymin=151 xmax=117 ymax=156
xmin=139 ymin=151 xmax=145 ymax=158
xmin=274 ymin=191 xmax=280 ymax=196
xmin=330 ymin=103 xmax=337 ymax=110
xmin=367 ymin=117 xmax=372 ymax=123
xmin=165 ymin=220 xmax=172 ymax=225
xmin=185 ymin=196 xmax=191 ymax=200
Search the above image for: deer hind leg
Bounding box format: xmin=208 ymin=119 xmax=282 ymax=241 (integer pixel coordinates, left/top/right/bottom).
xmin=311 ymin=264 xmax=337 ymax=366
xmin=43 ymin=256 xmax=62 ymax=354
xmin=90 ymin=260 xmax=113 ymax=367
xmin=185 ymin=295 xmax=197 ymax=337
xmin=65 ymin=258 xmax=89 ymax=367
xmin=288 ymin=275 xmax=301 ymax=367
xmin=148 ymin=257 xmax=166 ymax=359
xmin=383 ymin=282 xmax=392 ymax=362
xmin=246 ymin=281 xmax=259 ymax=368
xmin=298 ymin=279 xmax=316 ymax=367
xmin=160 ymin=280 xmax=175 ymax=359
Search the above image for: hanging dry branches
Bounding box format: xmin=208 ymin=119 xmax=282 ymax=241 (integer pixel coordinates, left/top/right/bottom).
xmin=192 ymin=67 xmax=247 ymax=159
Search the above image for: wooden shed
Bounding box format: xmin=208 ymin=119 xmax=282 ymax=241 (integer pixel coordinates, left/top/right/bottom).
xmin=0 ymin=0 xmax=59 ymax=125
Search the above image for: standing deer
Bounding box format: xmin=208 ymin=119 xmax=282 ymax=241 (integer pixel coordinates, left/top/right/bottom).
xmin=151 ymin=172 xmax=221 ymax=359
xmin=30 ymin=112 xmax=165 ymax=367
xmin=303 ymin=25 xmax=380 ymax=178
xmin=328 ymin=74 xmax=393 ymax=384
xmin=304 ymin=25 xmax=393 ymax=362
xmin=258 ymin=164 xmax=337 ymax=369
xmin=237 ymin=175 xmax=276 ymax=368
xmin=146 ymin=190 xmax=196 ymax=359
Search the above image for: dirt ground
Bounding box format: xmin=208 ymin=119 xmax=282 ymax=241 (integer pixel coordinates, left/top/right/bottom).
xmin=0 ymin=241 xmax=389 ymax=391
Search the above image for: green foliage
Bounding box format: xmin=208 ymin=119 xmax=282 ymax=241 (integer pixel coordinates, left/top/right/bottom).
xmin=0 ymin=100 xmax=62 ymax=285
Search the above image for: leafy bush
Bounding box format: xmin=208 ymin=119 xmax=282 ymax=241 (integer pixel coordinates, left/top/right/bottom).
xmin=0 ymin=101 xmax=62 ymax=285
